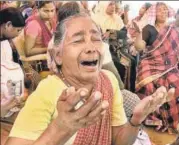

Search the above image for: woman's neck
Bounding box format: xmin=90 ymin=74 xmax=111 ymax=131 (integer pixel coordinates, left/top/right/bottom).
xmin=155 ymin=22 xmax=166 ymax=32
xmin=0 ymin=26 xmax=7 ymax=41
xmin=58 ymin=69 xmax=95 ymax=95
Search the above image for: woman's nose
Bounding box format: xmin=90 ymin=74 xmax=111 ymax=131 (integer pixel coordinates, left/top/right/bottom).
xmin=84 ymin=41 xmax=96 ymax=53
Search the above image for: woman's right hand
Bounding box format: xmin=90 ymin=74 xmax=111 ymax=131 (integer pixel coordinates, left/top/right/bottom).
xmin=133 ymin=21 xmax=141 ymax=33
xmin=55 ymin=87 xmax=109 ymax=132
xmin=1 ymin=97 xmax=20 ymax=118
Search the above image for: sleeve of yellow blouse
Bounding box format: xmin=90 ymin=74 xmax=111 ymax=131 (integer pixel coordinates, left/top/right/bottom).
xmin=103 ymin=70 xmax=127 ymax=126
xmin=111 ymin=87 xmax=127 ymax=126
xmin=9 ymin=79 xmax=56 ymax=141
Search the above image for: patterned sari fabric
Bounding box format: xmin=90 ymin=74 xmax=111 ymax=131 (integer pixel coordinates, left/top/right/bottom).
xmin=136 ymin=25 xmax=179 ymax=132
xmin=73 ymin=72 xmax=113 ymax=145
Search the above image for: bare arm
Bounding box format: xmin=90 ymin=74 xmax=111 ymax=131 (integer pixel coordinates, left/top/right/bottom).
xmin=112 ymin=121 xmax=139 ymax=145
xmin=5 ymin=88 xmax=108 ymax=145
xmin=123 ymin=11 xmax=129 ymax=26
xmin=5 ymin=118 xmax=75 ymax=145
xmin=25 ymin=34 xmax=47 ymax=57
xmin=113 ymin=87 xmax=175 ymax=145
xmin=134 ymin=33 xmax=146 ymax=52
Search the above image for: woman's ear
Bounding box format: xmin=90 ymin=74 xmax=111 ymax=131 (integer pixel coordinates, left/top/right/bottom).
xmin=5 ymin=21 xmax=13 ymax=29
xmin=56 ymin=51 xmax=62 ymax=65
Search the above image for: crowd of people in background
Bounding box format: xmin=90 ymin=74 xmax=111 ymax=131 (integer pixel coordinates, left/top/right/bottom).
xmin=1 ymin=1 xmax=179 ymax=145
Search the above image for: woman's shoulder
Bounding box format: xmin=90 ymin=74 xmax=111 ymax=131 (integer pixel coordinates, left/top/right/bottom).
xmin=25 ymin=18 xmax=41 ymax=29
xmin=143 ymin=24 xmax=155 ymax=31
xmin=101 ymin=70 xmax=119 ymax=87
xmin=36 ymin=75 xmax=66 ymax=90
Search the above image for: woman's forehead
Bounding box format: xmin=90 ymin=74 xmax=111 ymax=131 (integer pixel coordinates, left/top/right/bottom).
xmin=65 ymin=16 xmax=100 ymax=37
xmin=157 ymin=3 xmax=168 ymax=9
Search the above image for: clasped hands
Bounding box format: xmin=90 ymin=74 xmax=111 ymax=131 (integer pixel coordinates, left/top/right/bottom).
xmin=55 ymin=86 xmax=175 ymax=131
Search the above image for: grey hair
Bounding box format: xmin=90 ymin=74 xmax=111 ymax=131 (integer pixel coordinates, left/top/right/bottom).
xmin=47 ymin=12 xmax=101 ymax=73
xmin=53 ymin=12 xmax=96 ymax=46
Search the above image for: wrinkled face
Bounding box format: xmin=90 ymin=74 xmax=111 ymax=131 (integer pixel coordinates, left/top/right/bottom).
xmin=61 ymin=16 xmax=104 ymax=83
xmin=156 ymin=4 xmax=168 ymax=23
xmin=3 ymin=22 xmax=23 ymax=39
xmin=139 ymin=6 xmax=147 ymax=16
xmin=106 ymin=2 xmax=116 ymax=15
xmin=39 ymin=2 xmax=55 ymax=21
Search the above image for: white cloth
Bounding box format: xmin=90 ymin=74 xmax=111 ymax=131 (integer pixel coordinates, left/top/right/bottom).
xmin=133 ymin=130 xmax=152 ymax=145
xmin=1 ymin=61 xmax=25 ymax=117
xmin=102 ymin=42 xmax=112 ymax=65
xmin=1 ymin=40 xmax=24 ymax=117
xmin=1 ymin=40 xmax=13 ymax=62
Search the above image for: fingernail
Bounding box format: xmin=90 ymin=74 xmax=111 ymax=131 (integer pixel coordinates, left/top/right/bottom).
xmin=158 ymin=93 xmax=164 ymax=98
xmin=94 ymin=91 xmax=101 ymax=100
xmin=101 ymin=110 xmax=106 ymax=115
xmin=66 ymin=87 xmax=75 ymax=96
xmin=80 ymin=90 xmax=87 ymax=96
xmin=102 ymin=101 xmax=109 ymax=108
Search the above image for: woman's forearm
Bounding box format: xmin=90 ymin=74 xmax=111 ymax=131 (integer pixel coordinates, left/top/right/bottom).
xmin=123 ymin=12 xmax=129 ymax=25
xmin=112 ymin=123 xmax=139 ymax=145
xmin=33 ymin=118 xmax=76 ymax=145
xmin=134 ymin=33 xmax=146 ymax=52
xmin=26 ymin=47 xmax=47 ymax=57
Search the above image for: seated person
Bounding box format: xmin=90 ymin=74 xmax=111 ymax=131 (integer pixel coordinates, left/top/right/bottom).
xmin=0 ymin=7 xmax=26 ymax=118
xmin=5 ymin=13 xmax=175 ymax=145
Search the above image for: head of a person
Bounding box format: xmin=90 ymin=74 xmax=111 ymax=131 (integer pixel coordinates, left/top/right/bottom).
xmin=0 ymin=7 xmax=25 ymax=40
xmin=105 ymin=1 xmax=116 ymax=15
xmin=139 ymin=2 xmax=152 ymax=16
xmin=115 ymin=2 xmax=121 ymax=14
xmin=57 ymin=2 xmax=81 ymax=22
xmin=36 ymin=1 xmax=55 ymax=21
xmin=49 ymin=13 xmax=104 ymax=84
xmin=80 ymin=1 xmax=89 ymax=10
xmin=175 ymin=9 xmax=179 ymax=27
xmin=22 ymin=0 xmax=35 ymax=8
xmin=156 ymin=2 xmax=169 ymax=23
xmin=97 ymin=1 xmax=116 ymax=16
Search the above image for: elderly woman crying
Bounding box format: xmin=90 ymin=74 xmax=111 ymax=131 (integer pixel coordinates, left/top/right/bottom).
xmin=5 ymin=13 xmax=175 ymax=145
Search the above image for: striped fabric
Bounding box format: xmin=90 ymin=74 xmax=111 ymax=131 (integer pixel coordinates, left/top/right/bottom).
xmin=73 ymin=72 xmax=113 ymax=145
xmin=136 ymin=25 xmax=179 ymax=132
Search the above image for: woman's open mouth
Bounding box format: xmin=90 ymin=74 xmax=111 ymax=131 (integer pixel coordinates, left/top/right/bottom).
xmin=80 ymin=59 xmax=99 ymax=71
xmin=80 ymin=60 xmax=98 ymax=66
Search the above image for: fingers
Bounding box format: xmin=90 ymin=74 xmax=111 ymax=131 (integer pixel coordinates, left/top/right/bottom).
xmin=6 ymin=98 xmax=18 ymax=110
xmin=149 ymin=87 xmax=175 ymax=113
xmin=66 ymin=88 xmax=89 ymax=111
xmin=166 ymin=88 xmax=175 ymax=102
xmin=57 ymin=87 xmax=89 ymax=111
xmin=73 ymin=91 xmax=102 ymax=119
xmin=57 ymin=88 xmax=71 ymax=102
xmin=153 ymin=86 xmax=175 ymax=104
xmin=78 ymin=100 xmax=109 ymax=124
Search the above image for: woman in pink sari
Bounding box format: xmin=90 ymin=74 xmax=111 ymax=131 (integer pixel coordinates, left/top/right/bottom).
xmin=24 ymin=1 xmax=56 ymax=72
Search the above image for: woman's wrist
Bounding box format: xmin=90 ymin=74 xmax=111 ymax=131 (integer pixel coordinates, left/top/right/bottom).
xmin=53 ymin=117 xmax=76 ymax=134
xmin=129 ymin=115 xmax=142 ymax=127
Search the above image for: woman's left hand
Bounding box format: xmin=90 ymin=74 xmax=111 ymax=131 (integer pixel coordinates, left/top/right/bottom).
xmin=131 ymin=86 xmax=175 ymax=125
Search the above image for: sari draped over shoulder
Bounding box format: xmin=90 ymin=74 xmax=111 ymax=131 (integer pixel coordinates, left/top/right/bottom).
xmin=136 ymin=25 xmax=179 ymax=131
xmin=73 ymin=71 xmax=113 ymax=145
xmin=25 ymin=15 xmax=56 ymax=47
